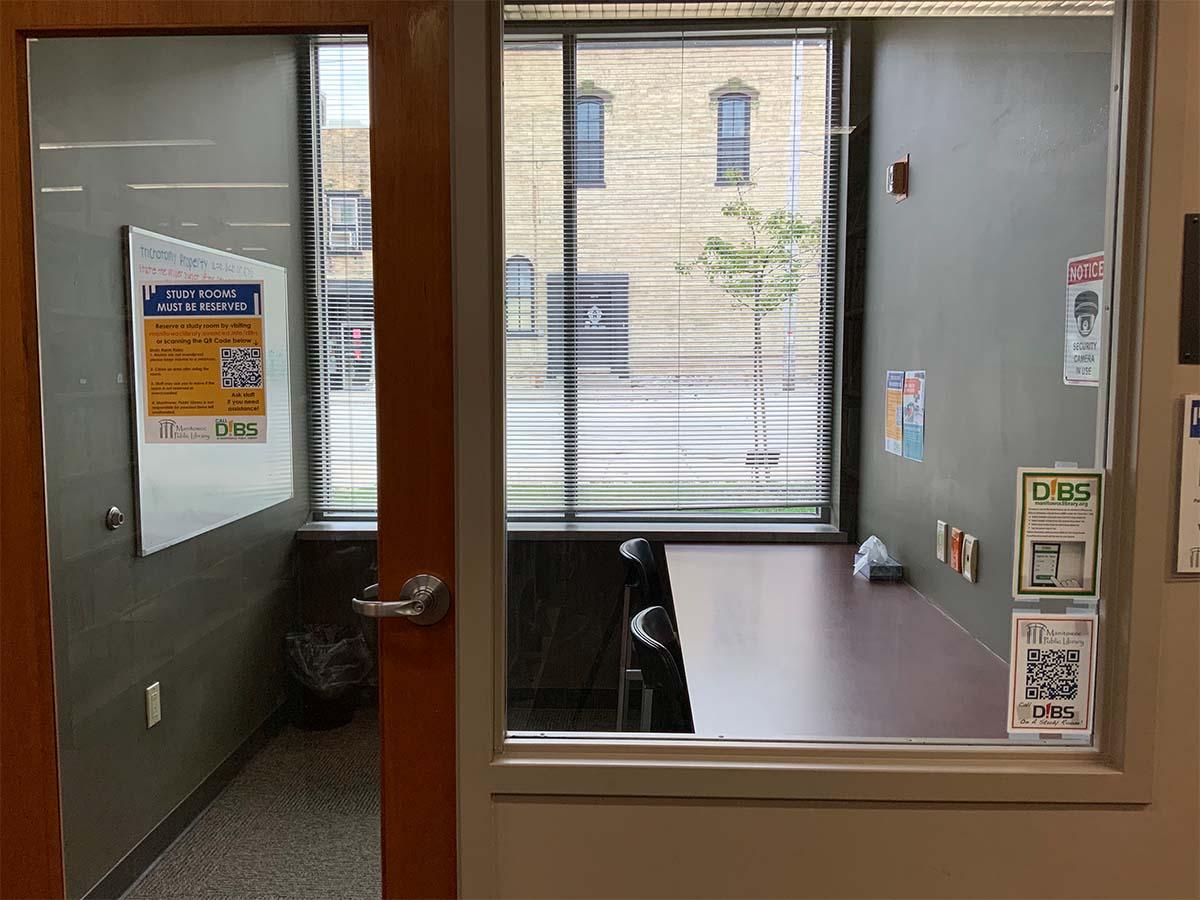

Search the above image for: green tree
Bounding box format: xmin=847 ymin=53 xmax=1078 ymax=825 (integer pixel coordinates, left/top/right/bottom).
xmin=675 ymin=181 xmax=822 ymax=478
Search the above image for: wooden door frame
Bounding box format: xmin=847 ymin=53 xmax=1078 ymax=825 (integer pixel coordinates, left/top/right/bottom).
xmin=0 ymin=4 xmax=454 ymax=898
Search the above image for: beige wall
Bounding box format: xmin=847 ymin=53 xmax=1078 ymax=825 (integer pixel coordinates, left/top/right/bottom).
xmin=503 ymin=39 xmax=830 ymax=381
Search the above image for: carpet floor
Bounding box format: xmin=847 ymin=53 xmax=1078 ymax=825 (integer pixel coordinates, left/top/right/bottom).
xmin=126 ymin=708 xmax=381 ymax=900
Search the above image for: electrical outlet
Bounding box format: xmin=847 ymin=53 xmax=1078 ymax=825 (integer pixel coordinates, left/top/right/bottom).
xmin=146 ymin=682 xmax=161 ymax=728
xmin=936 ymin=520 xmax=948 ymax=562
xmin=962 ymin=534 xmax=979 ymax=582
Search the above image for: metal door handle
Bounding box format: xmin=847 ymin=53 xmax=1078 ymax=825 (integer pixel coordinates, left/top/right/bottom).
xmin=351 ymin=574 xmax=450 ymax=626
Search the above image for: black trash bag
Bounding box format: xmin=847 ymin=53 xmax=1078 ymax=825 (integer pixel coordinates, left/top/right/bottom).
xmin=285 ymin=625 xmax=371 ymax=700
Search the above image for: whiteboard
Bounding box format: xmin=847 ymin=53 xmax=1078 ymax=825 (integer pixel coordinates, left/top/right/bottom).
xmin=126 ymin=227 xmax=294 ymax=555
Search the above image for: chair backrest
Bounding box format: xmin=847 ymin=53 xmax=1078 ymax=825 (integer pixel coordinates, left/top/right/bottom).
xmin=618 ymin=537 xmax=666 ymax=615
xmin=630 ymin=605 xmax=694 ymax=733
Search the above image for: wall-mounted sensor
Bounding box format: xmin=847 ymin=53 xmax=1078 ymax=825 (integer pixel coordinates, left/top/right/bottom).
xmin=886 ymin=154 xmax=909 ymax=202
xmin=963 ymin=534 xmax=979 ymax=583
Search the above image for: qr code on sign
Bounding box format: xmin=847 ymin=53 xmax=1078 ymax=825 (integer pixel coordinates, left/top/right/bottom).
xmin=1024 ymin=648 xmax=1080 ymax=700
xmin=220 ymin=347 xmax=263 ymax=389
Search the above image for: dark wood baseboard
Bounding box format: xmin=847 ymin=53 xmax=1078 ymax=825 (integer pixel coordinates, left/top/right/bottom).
xmin=84 ymin=704 xmax=288 ymax=900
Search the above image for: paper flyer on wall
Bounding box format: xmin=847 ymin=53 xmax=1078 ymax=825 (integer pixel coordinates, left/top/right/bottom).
xmin=902 ymin=370 xmax=925 ymax=461
xmin=1177 ymin=395 xmax=1200 ymax=574
xmin=137 ymin=281 xmax=268 ymax=443
xmin=1063 ymin=252 xmax=1103 ymax=387
xmin=1007 ymin=612 xmax=1097 ymax=735
xmin=884 ymin=370 xmax=904 ymax=456
xmin=1011 ymin=467 xmax=1103 ymax=600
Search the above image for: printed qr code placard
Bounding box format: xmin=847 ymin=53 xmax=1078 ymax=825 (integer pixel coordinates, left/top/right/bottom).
xmin=220 ymin=346 xmax=263 ymax=389
xmin=1008 ymin=613 xmax=1097 ymax=734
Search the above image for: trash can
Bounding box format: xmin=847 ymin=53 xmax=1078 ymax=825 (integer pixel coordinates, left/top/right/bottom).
xmin=285 ymin=625 xmax=371 ymax=730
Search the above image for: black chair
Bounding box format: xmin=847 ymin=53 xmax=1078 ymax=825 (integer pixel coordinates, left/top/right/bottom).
xmin=630 ymin=605 xmax=694 ymax=733
xmin=613 ymin=538 xmax=676 ymax=728
xmin=572 ymin=538 xmax=674 ymax=730
xmin=618 ymin=538 xmax=671 ymax=625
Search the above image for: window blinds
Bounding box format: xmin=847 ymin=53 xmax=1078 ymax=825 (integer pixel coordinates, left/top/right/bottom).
xmin=502 ymin=2 xmax=1113 ymax=20
xmin=504 ymin=31 xmax=840 ymax=520
xmin=305 ymin=37 xmax=378 ymax=516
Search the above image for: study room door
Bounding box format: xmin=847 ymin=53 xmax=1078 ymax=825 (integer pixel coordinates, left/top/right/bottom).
xmin=0 ymin=3 xmax=456 ymax=899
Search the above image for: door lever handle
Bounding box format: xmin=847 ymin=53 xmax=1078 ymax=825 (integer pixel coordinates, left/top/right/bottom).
xmin=351 ymin=574 xmax=450 ymax=626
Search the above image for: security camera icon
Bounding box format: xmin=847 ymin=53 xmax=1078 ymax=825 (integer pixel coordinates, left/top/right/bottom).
xmin=1074 ymin=290 xmax=1099 ymax=338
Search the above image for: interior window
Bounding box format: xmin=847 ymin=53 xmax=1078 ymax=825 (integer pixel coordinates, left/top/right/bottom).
xmin=502 ymin=17 xmax=1117 ymax=744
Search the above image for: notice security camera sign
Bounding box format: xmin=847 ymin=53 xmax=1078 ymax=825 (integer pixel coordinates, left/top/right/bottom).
xmin=1063 ymin=252 xmax=1103 ymax=387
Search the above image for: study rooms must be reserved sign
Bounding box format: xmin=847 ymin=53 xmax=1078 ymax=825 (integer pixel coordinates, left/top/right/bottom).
xmin=140 ymin=281 xmax=267 ymax=443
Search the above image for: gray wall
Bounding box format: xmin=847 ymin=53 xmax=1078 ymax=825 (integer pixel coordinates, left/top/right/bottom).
xmin=29 ymin=36 xmax=309 ymax=897
xmin=857 ymin=17 xmax=1112 ymax=656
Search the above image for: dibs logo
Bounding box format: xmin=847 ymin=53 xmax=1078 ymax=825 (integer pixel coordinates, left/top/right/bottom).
xmin=1033 ymin=704 xmax=1076 ymax=719
xmin=215 ymin=419 xmax=259 ymax=439
xmin=1032 ymin=478 xmax=1092 ymax=503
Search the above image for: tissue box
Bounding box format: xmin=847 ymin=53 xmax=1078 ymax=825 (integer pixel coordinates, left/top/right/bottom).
xmin=854 ymin=552 xmax=904 ymax=582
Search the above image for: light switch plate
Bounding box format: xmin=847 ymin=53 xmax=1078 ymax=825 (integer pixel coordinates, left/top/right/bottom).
xmin=963 ymin=534 xmax=978 ymax=582
xmin=936 ymin=520 xmax=947 ymax=562
xmin=950 ymin=527 xmax=964 ymax=573
xmin=146 ymin=682 xmax=161 ymax=728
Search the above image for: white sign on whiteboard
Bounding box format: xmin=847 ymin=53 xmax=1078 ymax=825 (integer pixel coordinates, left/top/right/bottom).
xmin=127 ymin=227 xmax=294 ymax=555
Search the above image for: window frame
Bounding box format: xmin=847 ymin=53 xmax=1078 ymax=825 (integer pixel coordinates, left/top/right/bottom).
xmin=326 ymin=189 xmax=363 ymax=253
xmin=715 ymin=91 xmax=751 ymax=184
xmin=304 ymin=37 xmax=379 ymax=520
xmin=504 ymin=254 xmax=537 ymax=336
xmin=575 ymin=94 xmax=606 ymax=187
xmin=506 ymin=29 xmax=841 ymax=527
xmin=464 ymin=3 xmax=1159 ymax=805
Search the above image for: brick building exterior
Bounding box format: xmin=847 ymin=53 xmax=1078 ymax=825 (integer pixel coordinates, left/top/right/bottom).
xmin=502 ymin=38 xmax=832 ymax=384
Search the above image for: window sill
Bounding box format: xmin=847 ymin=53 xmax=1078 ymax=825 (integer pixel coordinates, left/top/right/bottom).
xmin=298 ymin=519 xmax=846 ymax=543
xmin=487 ymin=738 xmax=1149 ymax=805
xmin=506 ymin=521 xmax=845 ymax=542
xmin=297 ymin=520 xmax=378 ymax=541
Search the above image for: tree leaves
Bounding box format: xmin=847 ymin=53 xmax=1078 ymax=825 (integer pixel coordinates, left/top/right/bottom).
xmin=676 ymin=182 xmax=821 ymax=314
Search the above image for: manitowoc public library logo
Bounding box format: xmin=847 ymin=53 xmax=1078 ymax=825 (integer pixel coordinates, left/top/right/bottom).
xmin=1024 ymin=622 xmax=1051 ymax=645
xmin=156 ymin=419 xmax=207 ymax=441
xmin=1023 ymin=620 xmax=1088 ymax=649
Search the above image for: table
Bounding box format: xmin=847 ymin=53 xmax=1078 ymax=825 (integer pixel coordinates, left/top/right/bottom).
xmin=665 ymin=544 xmax=1009 ymax=741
